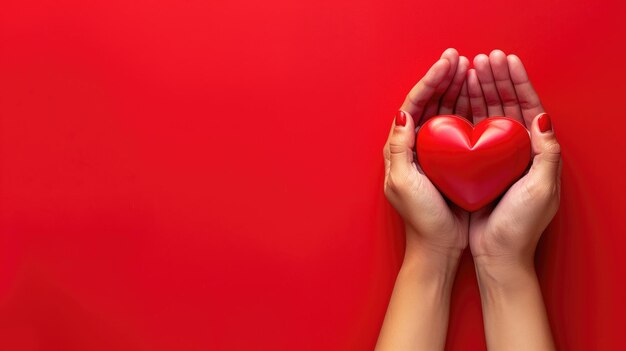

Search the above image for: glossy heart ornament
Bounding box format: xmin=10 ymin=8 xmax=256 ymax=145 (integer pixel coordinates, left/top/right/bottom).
xmin=416 ymin=115 xmax=531 ymax=212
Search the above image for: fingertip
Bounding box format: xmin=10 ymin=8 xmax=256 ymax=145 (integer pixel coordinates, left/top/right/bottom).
xmin=389 ymin=110 xmax=417 ymax=161
xmin=395 ymin=109 xmax=416 ymax=129
xmin=489 ymin=49 xmax=506 ymax=59
xmin=440 ymin=49 xmax=459 ymax=81
xmin=535 ymin=112 xmax=553 ymax=134
xmin=529 ymin=113 xmax=561 ymax=168
xmin=529 ymin=113 xmax=555 ymax=146
xmin=507 ymin=54 xmax=529 ymax=82
xmin=473 ymin=54 xmax=489 ymax=66
xmin=441 ymin=47 xmax=459 ymax=58
xmin=474 ymin=54 xmax=489 ymax=63
xmin=432 ymin=58 xmax=452 ymax=75
xmin=489 ymin=50 xmax=508 ymax=68
xmin=507 ymin=54 xmax=522 ymax=65
xmin=437 ymin=57 xmax=451 ymax=66
xmin=394 ymin=110 xmax=407 ymax=127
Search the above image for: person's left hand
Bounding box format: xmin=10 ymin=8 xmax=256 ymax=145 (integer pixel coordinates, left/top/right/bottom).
xmin=466 ymin=50 xmax=562 ymax=276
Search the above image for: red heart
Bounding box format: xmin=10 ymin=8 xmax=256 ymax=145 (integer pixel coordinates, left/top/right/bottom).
xmin=416 ymin=115 xmax=531 ymax=212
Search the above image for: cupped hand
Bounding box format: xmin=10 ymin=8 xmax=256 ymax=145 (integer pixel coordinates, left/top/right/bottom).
xmin=383 ymin=48 xmax=471 ymax=261
xmin=467 ymin=50 xmax=562 ymax=272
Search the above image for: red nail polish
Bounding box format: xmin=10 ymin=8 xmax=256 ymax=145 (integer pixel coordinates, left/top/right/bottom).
xmin=395 ymin=110 xmax=406 ymax=127
xmin=538 ymin=113 xmax=552 ymax=133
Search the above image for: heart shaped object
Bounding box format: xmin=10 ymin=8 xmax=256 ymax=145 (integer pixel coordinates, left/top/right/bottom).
xmin=416 ymin=115 xmax=531 ymax=212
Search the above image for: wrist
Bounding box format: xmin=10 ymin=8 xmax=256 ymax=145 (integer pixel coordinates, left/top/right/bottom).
xmin=405 ymin=225 xmax=465 ymax=262
xmin=474 ymin=255 xmax=555 ymax=351
xmin=402 ymin=230 xmax=463 ymax=289
xmin=398 ymin=250 xmax=459 ymax=299
xmin=474 ymin=255 xmax=536 ymax=293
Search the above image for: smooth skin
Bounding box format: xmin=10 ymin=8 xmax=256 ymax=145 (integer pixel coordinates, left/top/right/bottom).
xmin=377 ymin=49 xmax=560 ymax=351
xmin=378 ymin=48 xmax=470 ymax=351
xmin=469 ymin=50 xmax=559 ymax=351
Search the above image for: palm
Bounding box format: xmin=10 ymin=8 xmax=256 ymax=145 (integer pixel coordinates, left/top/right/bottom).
xmin=407 ymin=169 xmax=469 ymax=250
xmin=469 ymin=176 xmax=533 ymax=256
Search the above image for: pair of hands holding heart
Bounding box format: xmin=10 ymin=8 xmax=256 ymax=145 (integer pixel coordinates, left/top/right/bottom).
xmin=383 ymin=48 xmax=562 ymax=273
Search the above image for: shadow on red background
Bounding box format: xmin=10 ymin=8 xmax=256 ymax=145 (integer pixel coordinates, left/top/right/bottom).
xmin=1 ymin=0 xmax=626 ymax=349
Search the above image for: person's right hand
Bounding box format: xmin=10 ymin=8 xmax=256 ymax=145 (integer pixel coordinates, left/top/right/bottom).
xmin=378 ymin=48 xmax=470 ymax=351
xmin=383 ymin=48 xmax=470 ymax=263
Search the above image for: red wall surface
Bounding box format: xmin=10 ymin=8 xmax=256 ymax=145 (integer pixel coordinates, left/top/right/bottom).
xmin=1 ymin=0 xmax=626 ymax=350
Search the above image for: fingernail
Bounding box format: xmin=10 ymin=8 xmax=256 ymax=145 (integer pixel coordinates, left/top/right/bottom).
xmin=538 ymin=113 xmax=552 ymax=133
xmin=395 ymin=110 xmax=406 ymax=127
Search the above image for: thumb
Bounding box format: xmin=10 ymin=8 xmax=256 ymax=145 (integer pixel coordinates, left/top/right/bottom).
xmin=529 ymin=113 xmax=562 ymax=180
xmin=388 ymin=110 xmax=417 ymax=177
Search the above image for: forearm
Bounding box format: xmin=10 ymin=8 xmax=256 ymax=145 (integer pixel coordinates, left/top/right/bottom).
xmin=376 ymin=232 xmax=461 ymax=351
xmin=475 ymin=259 xmax=555 ymax=351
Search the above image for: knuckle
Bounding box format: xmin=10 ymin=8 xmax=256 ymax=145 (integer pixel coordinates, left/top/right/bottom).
xmin=524 ymin=177 xmax=559 ymax=201
xmin=519 ymin=96 xmax=541 ymax=110
xmin=386 ymin=172 xmax=403 ymax=192
xmin=386 ymin=170 xmax=411 ymax=194
xmin=539 ymin=142 xmax=562 ymax=165
xmin=543 ymin=140 xmax=561 ymax=156
xmin=405 ymin=94 xmax=427 ymax=109
xmin=388 ymin=142 xmax=406 ymax=155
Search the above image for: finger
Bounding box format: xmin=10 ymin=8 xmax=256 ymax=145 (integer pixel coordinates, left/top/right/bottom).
xmin=401 ymin=59 xmax=451 ymax=124
xmin=440 ymin=56 xmax=470 ymax=115
xmin=454 ymin=80 xmax=470 ymax=119
xmin=387 ymin=110 xmax=417 ymax=180
xmin=473 ymin=54 xmax=504 ymax=117
xmin=508 ymin=54 xmax=545 ymax=127
xmin=383 ymin=109 xmax=400 ymax=177
xmin=489 ymin=50 xmax=523 ymax=122
xmin=529 ymin=113 xmax=561 ymax=181
xmin=421 ymin=48 xmax=460 ymax=122
xmin=383 ymin=128 xmax=392 ymax=177
xmin=468 ymin=69 xmax=488 ymax=124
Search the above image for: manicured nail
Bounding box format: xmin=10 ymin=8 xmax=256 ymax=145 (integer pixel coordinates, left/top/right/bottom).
xmin=538 ymin=113 xmax=552 ymax=133
xmin=395 ymin=110 xmax=406 ymax=127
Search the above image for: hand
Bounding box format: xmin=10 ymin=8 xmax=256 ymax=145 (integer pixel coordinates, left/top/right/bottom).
xmin=467 ymin=50 xmax=562 ymax=273
xmin=383 ymin=48 xmax=471 ymax=265
xmin=466 ymin=50 xmax=559 ymax=351
xmin=378 ymin=48 xmax=471 ymax=351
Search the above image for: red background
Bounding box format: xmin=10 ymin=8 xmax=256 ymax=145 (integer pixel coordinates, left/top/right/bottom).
xmin=1 ymin=0 xmax=626 ymax=350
